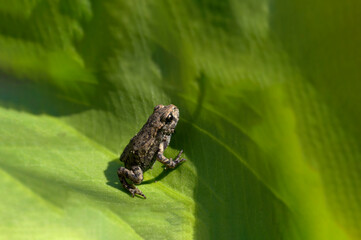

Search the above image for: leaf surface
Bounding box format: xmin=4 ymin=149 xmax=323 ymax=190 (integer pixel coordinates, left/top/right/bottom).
xmin=0 ymin=0 xmax=360 ymax=239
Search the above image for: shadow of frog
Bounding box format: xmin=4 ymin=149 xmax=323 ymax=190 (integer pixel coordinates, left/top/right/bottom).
xmin=104 ymin=158 xmax=176 ymax=196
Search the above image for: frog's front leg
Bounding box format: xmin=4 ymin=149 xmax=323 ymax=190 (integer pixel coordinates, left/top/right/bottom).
xmin=117 ymin=166 xmax=146 ymax=198
xmin=157 ymin=142 xmax=186 ymax=169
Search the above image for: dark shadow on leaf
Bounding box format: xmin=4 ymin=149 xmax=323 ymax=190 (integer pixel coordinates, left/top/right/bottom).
xmin=104 ymin=157 xmax=183 ymax=195
xmin=104 ymin=158 xmax=181 ymax=199
xmin=142 ymin=162 xmax=185 ymax=185
xmin=142 ymin=168 xmax=171 ymax=185
xmin=103 ymin=158 xmax=127 ymax=194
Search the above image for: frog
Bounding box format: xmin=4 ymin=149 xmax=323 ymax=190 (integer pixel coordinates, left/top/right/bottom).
xmin=117 ymin=104 xmax=186 ymax=199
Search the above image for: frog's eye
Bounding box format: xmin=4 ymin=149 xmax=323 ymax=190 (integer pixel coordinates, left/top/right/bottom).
xmin=165 ymin=114 xmax=173 ymax=123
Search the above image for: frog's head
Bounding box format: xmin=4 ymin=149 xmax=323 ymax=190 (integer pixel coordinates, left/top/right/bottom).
xmin=154 ymin=104 xmax=180 ymax=131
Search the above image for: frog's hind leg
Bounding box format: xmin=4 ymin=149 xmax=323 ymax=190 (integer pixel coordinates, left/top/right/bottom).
xmin=118 ymin=175 xmax=135 ymax=196
xmin=117 ymin=166 xmax=146 ymax=199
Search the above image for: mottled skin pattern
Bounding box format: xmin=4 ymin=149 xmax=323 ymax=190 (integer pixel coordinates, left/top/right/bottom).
xmin=118 ymin=104 xmax=186 ymax=199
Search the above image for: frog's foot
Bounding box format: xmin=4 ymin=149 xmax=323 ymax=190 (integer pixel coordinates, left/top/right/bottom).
xmin=174 ymin=150 xmax=186 ymax=164
xmin=168 ymin=150 xmax=186 ymax=169
xmin=128 ymin=187 xmax=146 ymax=199
xmin=158 ymin=149 xmax=186 ymax=169
xmin=117 ymin=166 xmax=146 ymax=199
xmin=119 ymin=176 xmax=146 ymax=198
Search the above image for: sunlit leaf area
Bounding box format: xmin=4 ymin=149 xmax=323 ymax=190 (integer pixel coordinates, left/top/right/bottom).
xmin=1 ymin=1 xmax=361 ymax=239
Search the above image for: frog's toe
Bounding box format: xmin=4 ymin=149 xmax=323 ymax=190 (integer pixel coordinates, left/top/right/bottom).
xmin=178 ymin=158 xmax=186 ymax=166
xmin=136 ymin=189 xmax=146 ymax=199
xmin=139 ymin=192 xmax=147 ymax=199
xmin=177 ymin=158 xmax=186 ymax=165
xmin=176 ymin=150 xmax=184 ymax=158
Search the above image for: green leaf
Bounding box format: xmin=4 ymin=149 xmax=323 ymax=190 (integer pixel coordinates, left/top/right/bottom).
xmin=1 ymin=0 xmax=361 ymax=239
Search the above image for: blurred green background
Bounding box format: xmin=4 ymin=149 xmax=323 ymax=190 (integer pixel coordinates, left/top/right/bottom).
xmin=0 ymin=0 xmax=360 ymax=239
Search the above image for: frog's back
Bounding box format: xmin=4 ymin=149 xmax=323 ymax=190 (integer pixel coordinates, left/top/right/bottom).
xmin=120 ymin=122 xmax=162 ymax=171
xmin=119 ymin=141 xmax=132 ymax=163
xmin=119 ymin=108 xmax=167 ymax=170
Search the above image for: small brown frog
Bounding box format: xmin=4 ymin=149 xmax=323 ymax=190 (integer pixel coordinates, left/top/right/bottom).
xmin=118 ymin=104 xmax=186 ymax=199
